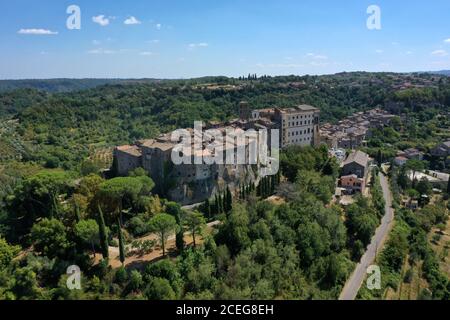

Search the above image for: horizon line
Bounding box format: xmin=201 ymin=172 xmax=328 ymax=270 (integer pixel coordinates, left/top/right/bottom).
xmin=0 ymin=69 xmax=449 ymax=81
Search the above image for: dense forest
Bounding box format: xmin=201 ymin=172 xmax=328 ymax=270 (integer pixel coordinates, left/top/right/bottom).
xmin=0 ymin=72 xmax=449 ymax=300
xmin=0 ymin=72 xmax=449 ymax=171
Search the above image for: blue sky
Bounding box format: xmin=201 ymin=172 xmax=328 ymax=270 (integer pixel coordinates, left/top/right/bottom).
xmin=1 ymin=0 xmax=450 ymax=79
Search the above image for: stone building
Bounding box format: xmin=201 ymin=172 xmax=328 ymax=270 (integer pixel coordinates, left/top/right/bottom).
xmin=341 ymin=150 xmax=370 ymax=179
xmin=113 ymin=103 xmax=320 ymax=204
xmin=339 ymin=150 xmax=371 ymax=194
xmin=320 ymin=108 xmax=395 ymax=150
xmin=431 ymin=141 xmax=450 ymax=157
xmin=250 ymin=105 xmax=321 ymax=148
xmin=113 ymin=145 xmax=142 ymax=176
xmin=340 ymin=174 xmax=365 ymax=194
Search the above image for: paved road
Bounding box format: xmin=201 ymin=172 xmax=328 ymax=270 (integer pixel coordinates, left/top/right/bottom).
xmin=339 ymin=172 xmax=395 ymax=300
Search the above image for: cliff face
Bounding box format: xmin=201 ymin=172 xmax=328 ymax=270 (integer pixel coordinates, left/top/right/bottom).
xmin=167 ymin=164 xmax=258 ymax=205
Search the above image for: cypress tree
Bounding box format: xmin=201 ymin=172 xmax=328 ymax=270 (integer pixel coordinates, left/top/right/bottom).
xmin=219 ymin=193 xmax=224 ymax=213
xmin=214 ymin=194 xmax=219 ymax=215
xmin=447 ymin=177 xmax=450 ymax=194
xmin=261 ymin=178 xmax=266 ymax=197
xmin=225 ymin=187 xmax=232 ymax=212
xmin=264 ymin=177 xmax=270 ymax=197
xmin=75 ymin=204 xmax=81 ymax=222
xmin=117 ymin=219 xmax=125 ymax=266
xmin=172 ymin=208 xmax=185 ymax=252
xmin=98 ymin=205 xmax=109 ymax=260
xmin=176 ymin=224 xmax=185 ymax=253
xmin=205 ymin=198 xmax=211 ymax=218
xmin=377 ymin=150 xmax=383 ymax=164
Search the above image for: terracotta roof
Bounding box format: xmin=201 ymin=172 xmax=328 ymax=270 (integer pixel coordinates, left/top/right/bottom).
xmin=140 ymin=139 xmax=175 ymax=151
xmin=343 ymin=150 xmax=369 ymax=167
xmin=341 ymin=174 xmax=358 ymax=179
xmin=115 ymin=145 xmax=142 ymax=157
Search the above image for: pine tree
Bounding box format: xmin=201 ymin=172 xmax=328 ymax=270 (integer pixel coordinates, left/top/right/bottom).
xmin=117 ymin=219 xmax=125 ymax=266
xmin=98 ymin=205 xmax=109 ymax=260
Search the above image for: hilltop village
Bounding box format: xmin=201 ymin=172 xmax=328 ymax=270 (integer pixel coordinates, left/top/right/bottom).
xmin=113 ymin=104 xmax=401 ymax=204
xmin=113 ymin=103 xmax=320 ymax=204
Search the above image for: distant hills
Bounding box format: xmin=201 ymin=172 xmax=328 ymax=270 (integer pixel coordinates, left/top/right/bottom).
xmin=0 ymin=78 xmax=162 ymax=93
xmin=424 ymin=70 xmax=450 ymax=76
xmin=1 ymin=71 xmax=449 ymax=93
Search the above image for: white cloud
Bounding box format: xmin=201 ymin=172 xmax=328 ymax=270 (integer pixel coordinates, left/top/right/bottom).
xmin=257 ymin=63 xmax=304 ymax=68
xmin=88 ymin=48 xmax=116 ymax=55
xmin=156 ymin=23 xmax=162 ymax=30
xmin=378 ymin=62 xmax=391 ymax=69
xmin=188 ymin=43 xmax=209 ymax=49
xmin=124 ymin=16 xmax=141 ymax=25
xmin=147 ymin=39 xmax=160 ymax=44
xmin=405 ymin=51 xmax=413 ymax=55
xmin=92 ymin=15 xmax=110 ymax=26
xmin=444 ymin=38 xmax=450 ymax=43
xmin=310 ymin=61 xmax=329 ymax=67
xmin=431 ymin=49 xmax=448 ymax=57
xmin=306 ymin=53 xmax=328 ymax=60
xmin=375 ymin=49 xmax=384 ymax=54
xmin=140 ymin=51 xmax=154 ymax=56
xmin=17 ymin=28 xmax=58 ymax=35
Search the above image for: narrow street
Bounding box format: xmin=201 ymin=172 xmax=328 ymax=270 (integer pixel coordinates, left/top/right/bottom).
xmin=339 ymin=172 xmax=395 ymax=300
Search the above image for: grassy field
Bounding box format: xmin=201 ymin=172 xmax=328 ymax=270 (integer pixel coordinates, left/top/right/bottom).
xmin=429 ymin=217 xmax=450 ymax=278
xmin=385 ymin=257 xmax=429 ymax=300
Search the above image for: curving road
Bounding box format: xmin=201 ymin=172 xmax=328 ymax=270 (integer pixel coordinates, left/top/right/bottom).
xmin=339 ymin=172 xmax=395 ymax=300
